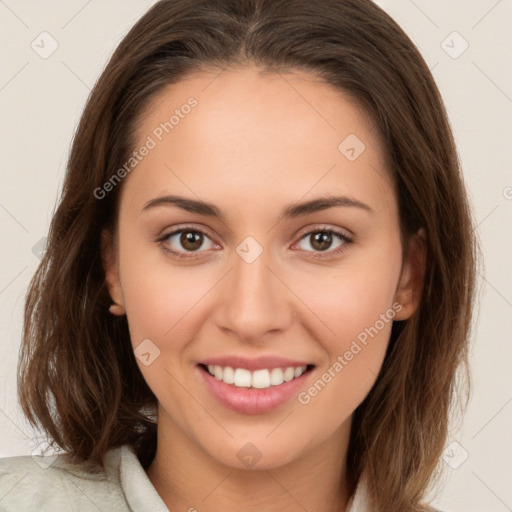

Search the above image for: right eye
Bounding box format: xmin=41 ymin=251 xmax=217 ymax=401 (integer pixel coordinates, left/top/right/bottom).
xmin=157 ymin=226 xmax=220 ymax=259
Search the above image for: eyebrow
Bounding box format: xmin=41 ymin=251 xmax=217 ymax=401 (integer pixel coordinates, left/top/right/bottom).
xmin=142 ymin=194 xmax=373 ymax=220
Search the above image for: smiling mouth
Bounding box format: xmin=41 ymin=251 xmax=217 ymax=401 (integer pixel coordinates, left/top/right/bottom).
xmin=198 ymin=363 xmax=315 ymax=389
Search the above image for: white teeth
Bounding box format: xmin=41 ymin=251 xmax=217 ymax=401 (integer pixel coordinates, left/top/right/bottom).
xmin=269 ymin=368 xmax=284 ymax=386
xmin=206 ymin=364 xmax=308 ymax=389
xmin=222 ymin=366 xmax=235 ymax=384
xmin=283 ymin=367 xmax=295 ymax=382
xmin=233 ymin=368 xmax=252 ymax=387
xmin=252 ymin=369 xmax=271 ymax=389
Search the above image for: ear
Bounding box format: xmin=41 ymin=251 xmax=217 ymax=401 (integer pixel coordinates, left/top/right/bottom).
xmin=100 ymin=229 xmax=125 ymax=315
xmin=393 ymin=228 xmax=426 ymax=321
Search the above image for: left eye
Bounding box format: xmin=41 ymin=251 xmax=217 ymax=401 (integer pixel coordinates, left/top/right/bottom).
xmin=295 ymin=230 xmax=351 ymax=254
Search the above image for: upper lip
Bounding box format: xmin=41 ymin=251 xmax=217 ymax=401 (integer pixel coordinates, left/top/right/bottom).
xmin=199 ymin=356 xmax=314 ymax=372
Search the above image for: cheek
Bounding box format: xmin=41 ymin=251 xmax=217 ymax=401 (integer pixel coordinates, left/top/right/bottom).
xmin=117 ymin=231 xmax=215 ymax=350
xmin=292 ymin=245 xmax=402 ymax=411
xmin=120 ymin=225 xmax=402 ymax=350
xmin=295 ymin=244 xmax=402 ymax=347
xmin=118 ymin=247 xmax=214 ymax=412
xmin=121 ymin=267 xmax=215 ymax=351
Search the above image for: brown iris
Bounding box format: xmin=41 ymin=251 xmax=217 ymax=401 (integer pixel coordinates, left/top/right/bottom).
xmin=310 ymin=232 xmax=333 ymax=251
xmin=180 ymin=231 xmax=204 ymax=251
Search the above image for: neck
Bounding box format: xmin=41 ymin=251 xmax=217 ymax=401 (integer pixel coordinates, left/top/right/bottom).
xmin=146 ymin=410 xmax=354 ymax=512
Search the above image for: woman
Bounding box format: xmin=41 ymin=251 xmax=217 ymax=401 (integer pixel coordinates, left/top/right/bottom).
xmin=0 ymin=0 xmax=476 ymax=510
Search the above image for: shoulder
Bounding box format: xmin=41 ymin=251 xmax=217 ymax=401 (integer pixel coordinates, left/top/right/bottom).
xmin=0 ymin=447 xmax=128 ymax=512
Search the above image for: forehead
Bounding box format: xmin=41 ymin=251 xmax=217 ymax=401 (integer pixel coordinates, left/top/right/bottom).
xmin=122 ymin=65 xmax=395 ymax=217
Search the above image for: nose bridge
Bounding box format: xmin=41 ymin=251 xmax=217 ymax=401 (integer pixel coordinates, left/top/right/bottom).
xmin=215 ymin=239 xmax=292 ymax=340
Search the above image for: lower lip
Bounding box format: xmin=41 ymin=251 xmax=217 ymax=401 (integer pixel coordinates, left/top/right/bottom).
xmin=198 ymin=365 xmax=312 ymax=415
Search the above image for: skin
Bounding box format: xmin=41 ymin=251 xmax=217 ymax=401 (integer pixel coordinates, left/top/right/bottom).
xmin=103 ymin=65 xmax=425 ymax=512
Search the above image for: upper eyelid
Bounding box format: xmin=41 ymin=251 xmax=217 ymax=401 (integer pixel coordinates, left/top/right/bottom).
xmin=293 ymin=223 xmax=353 ymax=239
xmin=160 ymin=223 xmax=351 ymax=238
xmin=159 ymin=224 xmax=216 ymax=239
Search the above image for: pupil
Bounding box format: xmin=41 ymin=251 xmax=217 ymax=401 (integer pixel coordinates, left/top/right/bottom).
xmin=181 ymin=231 xmax=203 ymax=251
xmin=312 ymin=232 xmax=331 ymax=251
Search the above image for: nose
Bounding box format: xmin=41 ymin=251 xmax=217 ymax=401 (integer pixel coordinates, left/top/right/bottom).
xmin=213 ymin=245 xmax=294 ymax=343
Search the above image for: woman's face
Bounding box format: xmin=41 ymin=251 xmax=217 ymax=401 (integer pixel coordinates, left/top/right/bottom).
xmin=104 ymin=66 xmax=421 ymax=470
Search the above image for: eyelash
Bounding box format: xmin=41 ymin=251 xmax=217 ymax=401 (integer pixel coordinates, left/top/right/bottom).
xmin=156 ymin=225 xmax=354 ymax=260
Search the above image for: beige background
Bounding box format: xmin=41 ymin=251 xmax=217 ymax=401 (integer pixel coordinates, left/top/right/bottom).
xmin=1 ymin=1 xmax=511 ymax=510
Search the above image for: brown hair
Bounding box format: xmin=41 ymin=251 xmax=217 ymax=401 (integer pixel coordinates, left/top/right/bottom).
xmin=18 ymin=1 xmax=477 ymax=510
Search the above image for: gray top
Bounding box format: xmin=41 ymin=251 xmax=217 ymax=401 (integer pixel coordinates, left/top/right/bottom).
xmin=0 ymin=444 xmax=369 ymax=511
